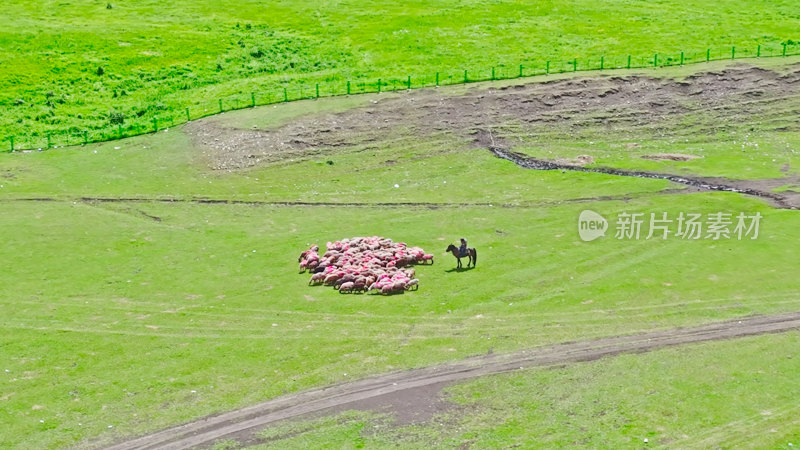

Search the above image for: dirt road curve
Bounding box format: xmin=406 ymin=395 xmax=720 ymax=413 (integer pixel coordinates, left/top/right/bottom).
xmin=107 ymin=311 xmax=800 ymax=449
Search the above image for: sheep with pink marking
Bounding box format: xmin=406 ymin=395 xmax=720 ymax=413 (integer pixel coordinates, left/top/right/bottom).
xmin=297 ymin=244 xmax=320 ymax=272
xmin=298 ymin=236 xmax=432 ymax=295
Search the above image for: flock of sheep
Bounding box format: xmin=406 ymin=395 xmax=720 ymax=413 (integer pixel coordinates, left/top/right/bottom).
xmin=298 ymin=236 xmax=434 ymax=294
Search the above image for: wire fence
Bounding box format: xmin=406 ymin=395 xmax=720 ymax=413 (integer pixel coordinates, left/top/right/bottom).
xmin=4 ymin=41 xmax=799 ymax=152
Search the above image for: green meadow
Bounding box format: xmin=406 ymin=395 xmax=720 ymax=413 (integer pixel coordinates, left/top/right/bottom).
xmin=2 ymin=0 xmax=800 ymax=147
xmin=0 ymin=0 xmax=799 ymax=434
xmin=3 ymin=57 xmax=800 ymax=447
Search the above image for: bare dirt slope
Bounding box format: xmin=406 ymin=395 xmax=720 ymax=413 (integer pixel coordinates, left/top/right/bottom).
xmin=185 ymin=63 xmax=800 ymax=208
xmin=186 ymin=64 xmax=800 ymax=171
xmin=107 ymin=311 xmax=800 ymax=450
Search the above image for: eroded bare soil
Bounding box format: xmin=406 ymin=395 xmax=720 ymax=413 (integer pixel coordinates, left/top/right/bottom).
xmin=185 ymin=64 xmax=800 ymax=208
xmin=186 ymin=64 xmax=800 ymax=171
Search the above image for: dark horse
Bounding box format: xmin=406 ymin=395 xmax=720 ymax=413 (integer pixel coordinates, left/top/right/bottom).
xmin=446 ymin=244 xmax=477 ymax=269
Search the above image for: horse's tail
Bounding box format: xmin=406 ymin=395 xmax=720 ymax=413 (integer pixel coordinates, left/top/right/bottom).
xmin=473 ymin=248 xmax=477 ymax=266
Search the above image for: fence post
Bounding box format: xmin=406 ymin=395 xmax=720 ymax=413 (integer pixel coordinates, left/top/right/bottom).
xmin=118 ymin=124 xmax=122 ymax=139
xmin=152 ymin=118 xmax=157 ymax=133
xmin=464 ymin=69 xmax=468 ymax=83
xmin=435 ymin=72 xmax=439 ymax=86
xmin=600 ymin=56 xmax=604 ymax=70
xmin=731 ymin=46 xmax=735 ymax=59
xmin=491 ymin=66 xmax=495 ymax=80
xmin=83 ymin=131 xmax=88 ymax=144
xmin=627 ymin=55 xmax=631 ymax=69
xmin=9 ymin=136 xmax=14 ymax=152
xmin=346 ymin=81 xmax=350 ymax=95
xmin=653 ymin=54 xmax=658 ymax=67
xmin=283 ymin=88 xmax=288 ymax=102
xmin=519 ymin=65 xmax=523 ymax=77
xmin=185 ymin=107 xmax=190 ymax=121
xmin=251 ymin=92 xmax=256 ymax=107
xmin=680 ymin=51 xmax=684 ymax=65
xmin=546 ymin=61 xmax=550 ymax=74
xmin=783 ymin=43 xmax=787 ymax=56
xmin=218 ymin=99 xmax=223 ymax=112
xmin=706 ymin=48 xmax=710 ymax=62
xmin=757 ymin=44 xmax=761 ymax=57
xmin=573 ymin=58 xmax=577 ymax=72
xmin=407 ymin=75 xmax=411 ymax=89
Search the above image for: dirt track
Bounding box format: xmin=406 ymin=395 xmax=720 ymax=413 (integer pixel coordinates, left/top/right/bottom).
xmin=106 ymin=311 xmax=800 ymax=450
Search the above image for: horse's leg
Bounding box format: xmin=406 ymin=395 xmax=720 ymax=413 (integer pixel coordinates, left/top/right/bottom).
xmin=456 ymin=256 xmax=462 ymax=269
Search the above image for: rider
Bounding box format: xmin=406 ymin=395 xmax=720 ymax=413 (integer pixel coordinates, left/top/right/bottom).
xmin=459 ymin=237 xmax=468 ymax=257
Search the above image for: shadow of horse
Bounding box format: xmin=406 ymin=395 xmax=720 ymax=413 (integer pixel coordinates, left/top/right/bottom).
xmin=445 ymin=266 xmax=476 ymax=273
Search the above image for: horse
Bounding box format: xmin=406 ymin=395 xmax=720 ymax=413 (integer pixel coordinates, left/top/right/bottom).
xmin=446 ymin=244 xmax=477 ymax=269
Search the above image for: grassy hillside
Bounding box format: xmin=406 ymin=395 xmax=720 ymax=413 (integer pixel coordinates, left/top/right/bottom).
xmin=3 ymin=59 xmax=800 ymax=447
xmin=2 ymin=0 xmax=799 ymax=147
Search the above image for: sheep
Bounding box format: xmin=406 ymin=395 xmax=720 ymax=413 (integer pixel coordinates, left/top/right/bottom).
xmin=309 ymin=272 xmax=326 ymax=285
xmin=323 ymin=273 xmax=340 ymax=286
xmin=352 ymin=281 xmax=366 ymax=293
xmin=298 ymin=237 xmax=430 ymax=294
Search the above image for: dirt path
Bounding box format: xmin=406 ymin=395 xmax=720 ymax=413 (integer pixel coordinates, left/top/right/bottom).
xmin=107 ymin=311 xmax=800 ymax=450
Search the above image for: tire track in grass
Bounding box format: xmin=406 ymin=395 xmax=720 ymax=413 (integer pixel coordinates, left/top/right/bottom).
xmin=0 ymin=191 xmax=684 ymax=209
xmin=8 ymin=294 xmax=797 ymax=348
xmin=4 ymin=292 xmax=798 ymax=329
xmin=678 ymin=403 xmax=800 ymax=447
xmin=106 ymin=311 xmax=800 ymax=450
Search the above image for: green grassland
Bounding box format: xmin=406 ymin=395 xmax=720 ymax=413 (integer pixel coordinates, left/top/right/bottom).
xmin=4 ymin=185 xmax=799 ymax=449
xmin=2 ymin=59 xmax=800 ymax=448
xmin=251 ymin=332 xmax=800 ymax=449
xmin=2 ymin=0 xmax=800 ymax=147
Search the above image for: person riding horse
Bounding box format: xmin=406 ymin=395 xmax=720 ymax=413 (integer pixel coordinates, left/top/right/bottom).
xmin=458 ymin=238 xmax=468 ymax=257
xmin=446 ymin=238 xmax=477 ymax=269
